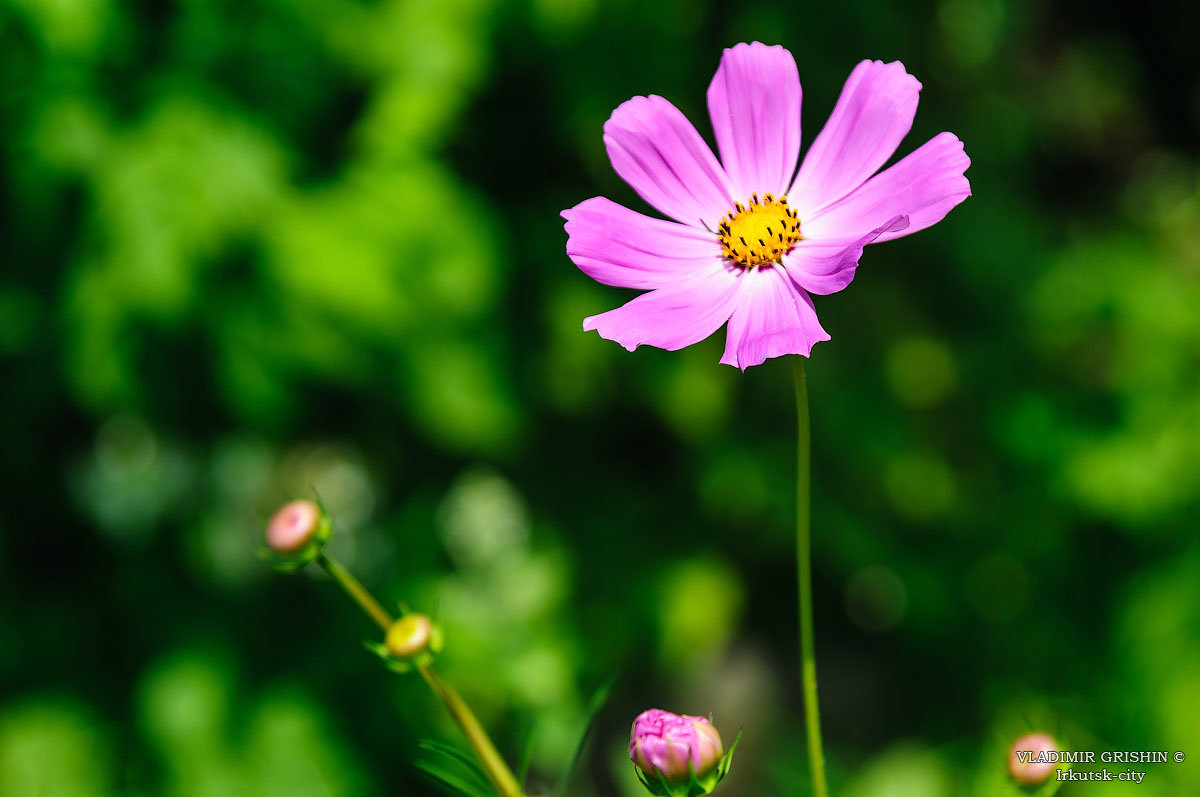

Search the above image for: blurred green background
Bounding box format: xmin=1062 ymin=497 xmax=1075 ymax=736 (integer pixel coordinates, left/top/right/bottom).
xmin=2 ymin=0 xmax=1199 ymax=794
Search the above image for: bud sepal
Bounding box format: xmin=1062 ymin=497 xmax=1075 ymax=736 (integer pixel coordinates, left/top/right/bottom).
xmin=258 ymin=498 xmax=331 ymax=572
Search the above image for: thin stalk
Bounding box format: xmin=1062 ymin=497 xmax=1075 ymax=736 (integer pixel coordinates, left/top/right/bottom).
xmin=314 ymin=552 xmax=524 ymax=796
xmin=419 ymin=665 xmax=524 ymax=797
xmin=317 ymin=553 xmax=393 ymax=631
xmin=792 ymin=357 xmax=829 ymax=797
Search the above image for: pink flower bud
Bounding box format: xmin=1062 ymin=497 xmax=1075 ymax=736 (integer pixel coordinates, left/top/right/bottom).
xmin=266 ymin=500 xmax=322 ymax=554
xmin=630 ymin=709 xmax=724 ymax=786
xmin=1008 ymin=731 xmax=1058 ymax=786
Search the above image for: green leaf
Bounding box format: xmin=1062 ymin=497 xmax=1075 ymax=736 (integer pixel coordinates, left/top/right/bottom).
xmin=414 ymin=758 xmax=496 ymax=797
xmin=516 ymin=721 xmax=536 ymax=789
xmin=417 ymin=740 xmax=494 ymax=792
xmin=414 ymin=739 xmax=498 ymax=797
xmin=554 ymin=675 xmax=616 ymax=795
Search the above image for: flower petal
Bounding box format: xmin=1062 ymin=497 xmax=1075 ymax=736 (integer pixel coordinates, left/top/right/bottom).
xmin=720 ymin=267 xmax=830 ymax=369
xmin=562 ymin=197 xmax=724 ymax=290
xmin=604 ymin=95 xmax=736 ymax=229
xmin=783 ymin=214 xmax=909 ymax=295
xmin=804 ymin=132 xmax=970 ymax=242
xmin=790 ymin=60 xmax=921 ymax=215
xmin=706 ymin=42 xmax=802 ymax=200
xmin=583 ymin=261 xmax=741 ymax=352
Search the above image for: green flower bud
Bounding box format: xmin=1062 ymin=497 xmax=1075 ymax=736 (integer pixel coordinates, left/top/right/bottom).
xmin=387 ymin=613 xmax=435 ymax=658
xmin=367 ymin=612 xmax=443 ymax=673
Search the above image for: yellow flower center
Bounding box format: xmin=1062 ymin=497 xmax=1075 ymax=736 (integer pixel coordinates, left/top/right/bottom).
xmin=717 ymin=193 xmax=802 ymax=268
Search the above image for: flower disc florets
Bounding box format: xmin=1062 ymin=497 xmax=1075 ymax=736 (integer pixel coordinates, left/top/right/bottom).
xmin=717 ymin=193 xmax=802 ymax=268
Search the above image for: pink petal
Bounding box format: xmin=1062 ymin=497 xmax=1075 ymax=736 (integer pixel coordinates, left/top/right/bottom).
xmin=720 ymin=267 xmax=830 ymax=370
xmin=706 ymin=42 xmax=802 ymax=200
xmin=562 ymin=197 xmax=724 ymax=290
xmin=804 ymin=133 xmax=970 ymax=242
xmin=604 ymin=95 xmax=736 ymax=229
xmin=790 ymin=60 xmax=921 ymax=216
xmin=583 ymin=261 xmax=742 ymax=352
xmin=783 ymin=214 xmax=909 ymax=295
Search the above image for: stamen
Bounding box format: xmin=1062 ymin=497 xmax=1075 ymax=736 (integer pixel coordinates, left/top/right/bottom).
xmin=717 ymin=193 xmax=803 ymax=268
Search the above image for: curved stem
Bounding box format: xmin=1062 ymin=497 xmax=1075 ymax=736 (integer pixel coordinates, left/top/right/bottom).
xmin=419 ymin=665 xmax=524 ymax=797
xmin=792 ymin=357 xmax=829 ymax=797
xmin=316 ymin=553 xmax=393 ymax=631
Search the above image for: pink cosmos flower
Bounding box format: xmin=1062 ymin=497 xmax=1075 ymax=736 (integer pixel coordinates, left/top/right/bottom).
xmin=562 ymin=43 xmax=970 ymax=369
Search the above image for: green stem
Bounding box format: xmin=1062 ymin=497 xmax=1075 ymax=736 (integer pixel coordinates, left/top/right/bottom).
xmin=792 ymin=357 xmax=829 ymax=797
xmin=314 ymin=553 xmax=525 ymax=797
xmin=419 ymin=665 xmax=524 ymax=797
xmin=317 ymin=553 xmax=394 ymax=631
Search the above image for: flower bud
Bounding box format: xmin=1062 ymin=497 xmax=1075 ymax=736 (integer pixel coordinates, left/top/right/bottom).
xmin=386 ymin=613 xmax=436 ymax=659
xmin=630 ymin=709 xmax=731 ymax=796
xmin=1007 ymin=731 xmax=1058 ymax=786
xmin=367 ymin=612 xmax=443 ymax=673
xmin=260 ymin=499 xmax=331 ymax=571
xmin=267 ymin=500 xmax=322 ymax=553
